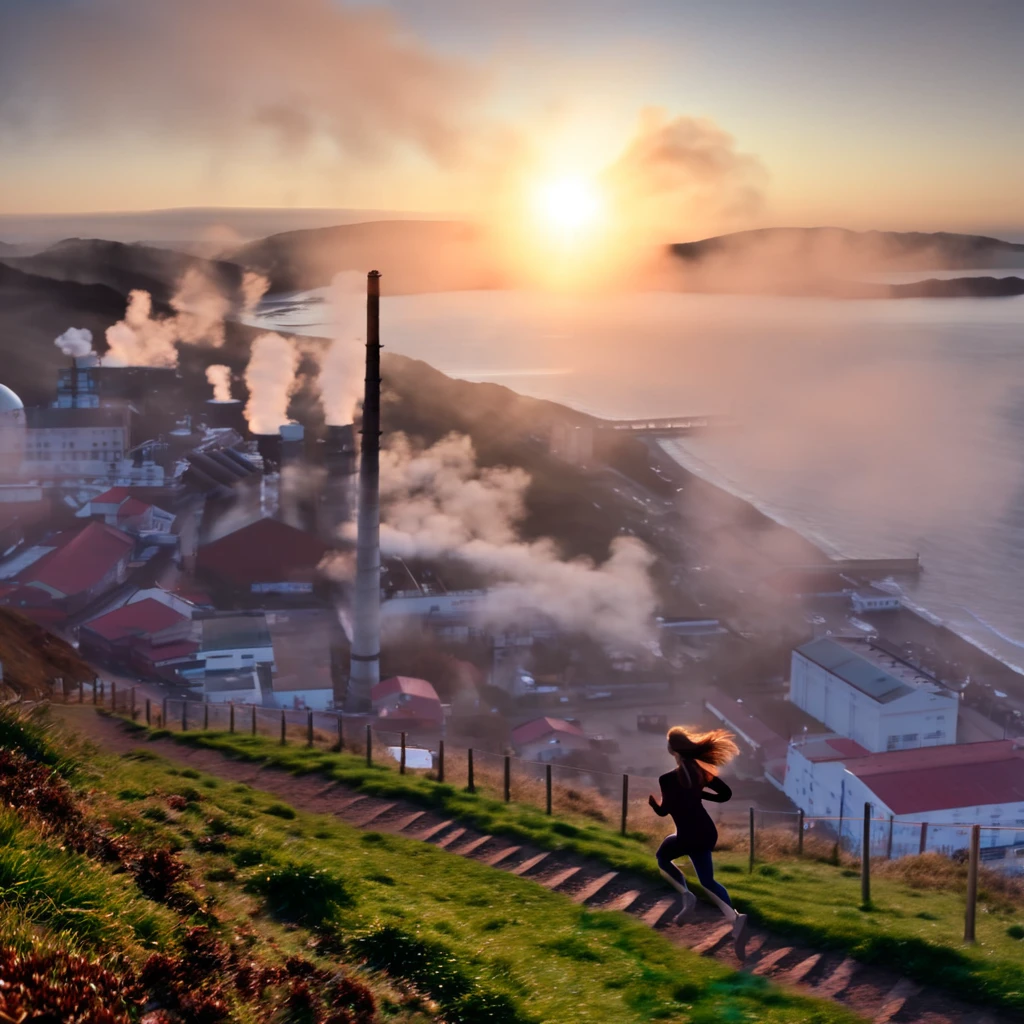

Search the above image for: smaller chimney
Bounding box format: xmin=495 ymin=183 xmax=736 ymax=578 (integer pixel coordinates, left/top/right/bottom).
xmin=280 ymin=422 xmax=305 ymax=465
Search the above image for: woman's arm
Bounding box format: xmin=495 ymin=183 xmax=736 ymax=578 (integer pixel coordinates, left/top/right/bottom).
xmin=648 ymin=776 xmax=671 ymax=816
xmin=701 ymin=775 xmax=732 ymax=803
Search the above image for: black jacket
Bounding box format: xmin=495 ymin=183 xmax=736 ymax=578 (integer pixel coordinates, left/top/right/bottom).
xmin=651 ymin=762 xmax=732 ymax=850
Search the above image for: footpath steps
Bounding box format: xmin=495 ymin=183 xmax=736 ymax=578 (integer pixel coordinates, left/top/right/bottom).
xmin=58 ymin=710 xmax=1015 ymax=1024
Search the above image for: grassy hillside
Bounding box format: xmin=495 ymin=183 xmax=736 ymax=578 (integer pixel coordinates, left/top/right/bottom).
xmin=161 ymin=728 xmax=1024 ymax=1016
xmin=0 ymin=608 xmax=95 ymax=700
xmin=0 ymin=707 xmax=854 ymax=1024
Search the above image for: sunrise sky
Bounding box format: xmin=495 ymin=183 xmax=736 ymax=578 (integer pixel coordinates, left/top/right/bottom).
xmin=1 ymin=0 xmax=1022 ymax=238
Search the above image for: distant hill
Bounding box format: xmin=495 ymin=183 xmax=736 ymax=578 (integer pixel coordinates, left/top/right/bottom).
xmin=3 ymin=238 xmax=247 ymax=306
xmin=229 ymin=219 xmax=503 ymax=294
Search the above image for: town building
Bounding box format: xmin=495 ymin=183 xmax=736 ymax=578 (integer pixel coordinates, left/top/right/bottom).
xmin=195 ymin=615 xmax=275 ymax=680
xmin=783 ymin=737 xmax=1024 ymax=862
xmin=372 ymin=676 xmax=444 ymax=733
xmin=850 ymin=587 xmax=901 ymax=614
xmin=789 ymin=636 xmax=958 ymax=753
xmin=0 ymin=521 xmax=135 ymax=623
xmin=23 ymin=407 xmax=129 ymax=480
xmin=79 ymin=598 xmax=196 ymax=677
xmin=79 ymin=487 xmax=175 ymax=541
xmin=196 ymin=516 xmax=327 ymax=597
xmin=511 ymin=716 xmax=591 ymax=762
xmin=265 ymin=609 xmax=336 ymax=710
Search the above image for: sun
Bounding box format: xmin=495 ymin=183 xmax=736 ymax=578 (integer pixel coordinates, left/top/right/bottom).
xmin=531 ymin=175 xmax=604 ymax=243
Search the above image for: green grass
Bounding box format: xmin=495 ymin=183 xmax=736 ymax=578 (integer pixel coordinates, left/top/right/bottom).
xmin=160 ymin=728 xmax=1024 ymax=1015
xmin=98 ymin=750 xmax=855 ymax=1024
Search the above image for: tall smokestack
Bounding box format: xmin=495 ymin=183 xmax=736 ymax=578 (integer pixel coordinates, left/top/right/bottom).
xmin=347 ymin=271 xmax=382 ymax=712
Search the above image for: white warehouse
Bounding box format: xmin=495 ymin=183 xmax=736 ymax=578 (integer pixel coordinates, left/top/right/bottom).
xmin=790 ymin=636 xmax=958 ymax=753
xmin=783 ymin=737 xmax=1024 ymax=863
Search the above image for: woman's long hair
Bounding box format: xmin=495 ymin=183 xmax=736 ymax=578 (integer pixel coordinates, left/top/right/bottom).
xmin=667 ymin=726 xmax=739 ymax=779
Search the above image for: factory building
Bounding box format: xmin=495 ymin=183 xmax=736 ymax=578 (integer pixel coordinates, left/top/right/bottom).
xmin=789 ymin=636 xmax=958 ymax=753
xmin=23 ymin=407 xmax=129 ymax=480
xmin=511 ymin=716 xmax=591 ymax=763
xmin=783 ymin=737 xmax=1024 ymax=862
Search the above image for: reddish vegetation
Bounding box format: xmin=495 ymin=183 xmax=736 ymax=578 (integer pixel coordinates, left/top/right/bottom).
xmin=0 ymin=607 xmax=94 ymax=699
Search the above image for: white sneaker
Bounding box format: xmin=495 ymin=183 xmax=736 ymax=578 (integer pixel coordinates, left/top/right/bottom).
xmin=673 ymin=891 xmax=696 ymax=924
xmin=732 ymin=913 xmax=750 ymax=960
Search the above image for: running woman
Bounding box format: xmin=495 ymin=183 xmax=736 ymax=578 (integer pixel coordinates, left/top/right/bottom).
xmin=648 ymin=725 xmax=750 ymax=959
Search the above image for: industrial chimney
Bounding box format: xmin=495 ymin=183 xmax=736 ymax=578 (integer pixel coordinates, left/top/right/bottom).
xmin=346 ymin=271 xmax=382 ymax=713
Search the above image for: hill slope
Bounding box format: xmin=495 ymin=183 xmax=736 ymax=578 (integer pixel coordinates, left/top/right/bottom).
xmin=0 ymin=608 xmax=94 ymax=699
xmin=3 ymin=237 xmax=247 ymax=306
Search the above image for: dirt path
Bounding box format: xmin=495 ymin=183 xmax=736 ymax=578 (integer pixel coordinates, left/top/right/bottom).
xmin=58 ymin=707 xmax=1005 ymax=1024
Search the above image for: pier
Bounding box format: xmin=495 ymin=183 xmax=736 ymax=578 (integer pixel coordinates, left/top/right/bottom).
xmin=598 ymin=414 xmax=735 ymax=435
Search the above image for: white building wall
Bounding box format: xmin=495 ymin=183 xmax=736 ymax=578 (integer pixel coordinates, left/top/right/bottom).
xmin=24 ymin=425 xmax=126 ymax=478
xmin=269 ymin=687 xmax=334 ymax=711
xmin=200 ymin=644 xmax=274 ymax=673
xmin=789 ymin=650 xmax=958 ymax=752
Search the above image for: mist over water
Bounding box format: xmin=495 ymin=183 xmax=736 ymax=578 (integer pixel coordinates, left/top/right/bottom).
xmin=247 ymin=287 xmax=1024 ymax=670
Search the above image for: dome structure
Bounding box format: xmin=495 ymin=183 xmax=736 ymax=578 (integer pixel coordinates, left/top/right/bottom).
xmin=0 ymin=384 xmax=23 ymax=414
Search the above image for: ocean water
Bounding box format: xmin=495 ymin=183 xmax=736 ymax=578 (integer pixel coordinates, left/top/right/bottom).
xmin=246 ymin=285 xmax=1024 ymax=670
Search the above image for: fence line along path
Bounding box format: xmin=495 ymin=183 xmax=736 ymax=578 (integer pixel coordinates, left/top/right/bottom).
xmin=54 ymin=704 xmax=1015 ymax=1024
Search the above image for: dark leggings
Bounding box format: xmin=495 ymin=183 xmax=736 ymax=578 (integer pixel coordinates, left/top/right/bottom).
xmin=656 ymin=835 xmax=733 ymax=907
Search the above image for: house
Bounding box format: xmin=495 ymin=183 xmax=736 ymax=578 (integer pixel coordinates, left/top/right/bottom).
xmin=511 ymin=717 xmax=591 ymax=762
xmin=196 ymin=517 xmax=327 ymax=595
xmin=0 ymin=521 xmax=135 ymax=622
xmin=195 ymin=615 xmax=275 ymax=686
xmin=784 ymin=737 xmax=1024 ymax=861
xmin=80 ymin=598 xmax=193 ymax=663
xmin=704 ymin=696 xmax=789 ymax=783
xmin=789 ymin=637 xmax=958 ymax=753
xmin=372 ymin=676 xmax=444 ymax=732
xmin=202 ymin=668 xmax=264 ymax=705
xmin=850 ymin=588 xmax=901 ymax=614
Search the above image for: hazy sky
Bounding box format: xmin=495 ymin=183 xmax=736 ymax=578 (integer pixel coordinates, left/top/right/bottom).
xmin=1 ymin=0 xmax=1022 ymax=236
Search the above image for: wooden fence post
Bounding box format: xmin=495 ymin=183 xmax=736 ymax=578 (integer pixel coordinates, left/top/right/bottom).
xmin=229 ymin=702 xmax=235 ymax=734
xmin=336 ymin=714 xmax=344 ymax=752
xmin=861 ymin=802 xmax=872 ymax=909
xmin=886 ymin=815 xmax=895 ymax=860
xmin=797 ymin=809 xmax=805 ymax=856
xmin=130 ymin=687 xmax=137 ymax=720
xmin=203 ymin=701 xmax=209 ymax=731
xmin=437 ymin=739 xmax=445 ymax=783
xmin=93 ymin=678 xmax=98 ymax=705
xmin=919 ymin=821 xmax=929 ymax=854
xmin=748 ymin=807 xmax=756 ymax=873
xmin=964 ymin=824 xmax=981 ymax=942
xmin=162 ymin=696 xmax=168 ymax=726
xmin=111 ymin=680 xmax=117 ymax=711
xmin=365 ymin=724 xmax=372 ymax=767
xmin=280 ymin=709 xmax=287 ymax=745
xmin=307 ymin=709 xmax=314 ymax=748
xmin=78 ymin=680 xmax=84 ymax=703
xmin=620 ymin=774 xmax=629 ymax=835
xmin=503 ymin=755 xmax=511 ymax=802
xmin=181 ymin=700 xmax=187 ymax=732
xmin=145 ymin=698 xmax=151 ymax=726
xmin=545 ymin=764 xmax=552 ymax=815
xmin=250 ymin=704 xmax=256 ymax=736
xmin=400 ymin=732 xmax=407 ymax=774
xmin=467 ymin=748 xmax=475 ymax=793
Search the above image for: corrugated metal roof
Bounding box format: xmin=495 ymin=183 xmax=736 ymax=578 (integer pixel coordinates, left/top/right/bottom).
xmin=796 ymin=637 xmax=916 ymax=703
xmin=83 ymin=597 xmax=187 ymax=641
xmin=201 ymin=614 xmax=272 ymax=652
xmin=511 ymin=716 xmax=586 ymax=746
xmin=21 ymin=522 xmax=134 ymax=598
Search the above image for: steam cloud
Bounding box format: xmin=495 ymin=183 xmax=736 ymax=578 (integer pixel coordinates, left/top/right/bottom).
xmin=205 ymin=364 xmax=233 ymax=402
xmin=318 ymin=271 xmax=366 ymax=426
xmin=0 ymin=0 xmax=475 ymax=162
xmin=54 ymin=327 xmax=94 ymax=358
xmin=241 ymin=271 xmax=271 ymax=312
xmin=104 ymin=290 xmax=178 ymax=367
xmin=244 ymin=333 xmax=298 ymax=434
xmin=365 ymin=433 xmax=657 ymax=649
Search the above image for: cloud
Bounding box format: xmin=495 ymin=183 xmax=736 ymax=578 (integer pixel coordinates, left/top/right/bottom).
xmin=243 ymin=332 xmax=298 ymax=434
xmin=54 ymin=326 xmax=93 ymax=358
xmin=318 ymin=271 xmax=366 ymax=426
xmin=0 ymin=0 xmax=477 ymax=162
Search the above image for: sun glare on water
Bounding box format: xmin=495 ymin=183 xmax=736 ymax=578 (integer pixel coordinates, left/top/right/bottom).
xmin=532 ymin=175 xmax=604 ymax=244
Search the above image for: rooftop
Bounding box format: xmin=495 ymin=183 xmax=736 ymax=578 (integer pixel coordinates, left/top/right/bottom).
xmin=200 ymin=614 xmax=273 ymax=653
xmin=795 ymin=636 xmax=950 ymax=704
xmin=792 ymin=734 xmax=871 ymax=763
xmin=26 ymin=407 xmax=127 ymax=429
xmin=197 ymin=517 xmax=327 ymax=587
xmin=20 ymin=522 xmax=134 ymax=598
xmin=372 ymin=676 xmax=441 ymax=704
xmin=83 ymin=597 xmax=188 ymax=642
xmin=512 ymin=716 xmax=586 ymax=746
xmin=845 ymin=740 xmax=1024 ymax=814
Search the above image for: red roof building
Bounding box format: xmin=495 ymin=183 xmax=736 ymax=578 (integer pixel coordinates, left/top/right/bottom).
xmin=196 ymin=518 xmax=327 ymax=591
xmin=511 ymin=717 xmax=592 ymax=762
xmin=844 ymin=740 xmax=1024 ymax=815
xmin=511 ymin=716 xmax=586 ymax=747
xmin=82 ymin=598 xmax=190 ymax=645
xmin=20 ymin=522 xmax=134 ymax=601
xmin=372 ymin=676 xmax=444 ymax=730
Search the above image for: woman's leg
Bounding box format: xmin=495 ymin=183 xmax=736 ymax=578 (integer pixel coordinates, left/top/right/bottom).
xmin=656 ymin=835 xmax=689 ymax=892
xmin=687 ymin=849 xmax=733 ymax=915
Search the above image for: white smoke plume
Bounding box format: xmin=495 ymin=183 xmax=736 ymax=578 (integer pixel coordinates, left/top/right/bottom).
xmin=54 ymin=327 xmax=94 ymax=358
xmin=241 ymin=270 xmax=271 ymax=312
xmin=170 ymin=267 xmax=231 ymax=347
xmin=318 ymin=271 xmax=367 ymax=426
xmin=205 ymin=364 xmax=233 ymax=402
xmin=244 ymin=333 xmax=298 ymax=434
xmin=103 ymin=290 xmax=178 ymax=367
xmin=366 ymin=433 xmax=657 ymax=649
